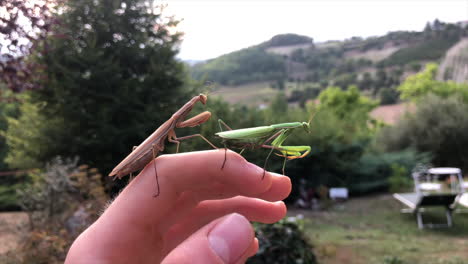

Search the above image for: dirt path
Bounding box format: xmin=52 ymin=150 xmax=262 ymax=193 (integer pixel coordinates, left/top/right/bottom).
xmin=0 ymin=212 xmax=28 ymax=254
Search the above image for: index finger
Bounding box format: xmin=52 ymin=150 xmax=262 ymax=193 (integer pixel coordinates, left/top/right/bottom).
xmin=102 ymin=150 xmax=276 ymax=225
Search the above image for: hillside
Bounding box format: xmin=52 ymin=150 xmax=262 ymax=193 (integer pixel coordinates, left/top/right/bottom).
xmin=437 ymin=37 xmax=468 ymax=83
xmin=190 ymin=34 xmax=313 ymax=86
xmin=191 ymin=20 xmax=468 ymax=106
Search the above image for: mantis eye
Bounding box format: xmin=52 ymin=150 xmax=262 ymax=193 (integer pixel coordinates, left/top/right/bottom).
xmin=303 ymin=122 xmax=311 ymax=132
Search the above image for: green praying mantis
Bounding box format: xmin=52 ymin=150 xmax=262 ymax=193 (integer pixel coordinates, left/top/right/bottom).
xmin=215 ymin=119 xmax=312 ymax=177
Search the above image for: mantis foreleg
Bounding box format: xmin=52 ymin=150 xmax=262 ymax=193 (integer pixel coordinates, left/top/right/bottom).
xmin=218 ymin=119 xmax=233 ymax=131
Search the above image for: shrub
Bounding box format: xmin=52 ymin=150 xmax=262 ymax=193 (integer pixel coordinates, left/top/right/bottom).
xmin=387 ymin=164 xmax=412 ymax=193
xmin=345 ymin=149 xmax=429 ymax=194
xmin=0 ymin=183 xmax=23 ymax=211
xmin=4 ymin=157 xmax=108 ymax=263
xmin=248 ymin=216 xmax=317 ymax=264
xmin=377 ymin=94 xmax=468 ymax=171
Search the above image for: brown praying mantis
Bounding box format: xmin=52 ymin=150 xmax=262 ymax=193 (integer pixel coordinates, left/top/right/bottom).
xmin=109 ymin=94 xmax=217 ymax=197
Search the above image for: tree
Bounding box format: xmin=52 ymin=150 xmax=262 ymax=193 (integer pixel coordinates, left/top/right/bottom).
xmin=0 ymin=0 xmax=57 ymax=93
xmin=374 ymin=69 xmax=387 ymax=90
xmin=0 ymin=88 xmax=20 ymax=170
xmin=359 ymin=72 xmax=373 ymax=90
xmin=378 ymin=94 xmax=468 ymax=171
xmin=314 ymin=85 xmax=379 ymax=148
xmin=269 ymin=93 xmax=288 ymax=115
xmin=378 ymin=87 xmax=399 ymax=105
xmin=318 ymin=85 xmax=378 ymax=122
xmin=398 ymin=63 xmax=468 ymax=102
xmin=5 ymin=0 xmax=192 ymax=180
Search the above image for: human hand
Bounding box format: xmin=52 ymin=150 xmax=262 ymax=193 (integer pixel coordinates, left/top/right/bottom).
xmin=65 ymin=150 xmax=291 ymax=264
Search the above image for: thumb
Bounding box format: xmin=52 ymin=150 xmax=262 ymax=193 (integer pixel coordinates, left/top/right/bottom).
xmin=162 ymin=213 xmax=258 ymax=264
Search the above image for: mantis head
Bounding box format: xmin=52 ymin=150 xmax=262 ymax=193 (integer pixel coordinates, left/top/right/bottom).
xmin=302 ymin=121 xmax=311 ymax=133
xmin=199 ymin=94 xmax=208 ymax=104
xmin=303 ymin=109 xmax=319 ymax=133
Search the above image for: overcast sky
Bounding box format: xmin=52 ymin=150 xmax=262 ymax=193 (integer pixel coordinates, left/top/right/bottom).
xmin=162 ymin=0 xmax=468 ymax=61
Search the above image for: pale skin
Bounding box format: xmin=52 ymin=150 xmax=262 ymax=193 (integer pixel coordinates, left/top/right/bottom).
xmin=66 ymin=150 xmax=292 ymax=264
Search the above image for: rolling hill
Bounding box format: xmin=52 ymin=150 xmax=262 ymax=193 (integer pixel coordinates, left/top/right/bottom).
xmin=190 ymin=20 xmax=468 ymax=108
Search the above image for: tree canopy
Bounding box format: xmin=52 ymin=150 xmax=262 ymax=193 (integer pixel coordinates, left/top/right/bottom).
xmin=5 ymin=0 xmax=194 ymax=182
xmin=0 ymin=0 xmax=57 ymax=93
xmin=398 ymin=63 xmax=468 ymax=101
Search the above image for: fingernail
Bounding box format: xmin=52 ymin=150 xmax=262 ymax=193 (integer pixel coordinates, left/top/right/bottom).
xmin=208 ymin=213 xmax=253 ymax=263
xmin=244 ymin=162 xmax=265 ymax=175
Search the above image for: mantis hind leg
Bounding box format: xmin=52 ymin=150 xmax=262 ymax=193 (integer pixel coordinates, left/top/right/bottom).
xmin=151 ymin=144 xmax=161 ymax=197
xmin=218 ymin=119 xmax=233 ymax=170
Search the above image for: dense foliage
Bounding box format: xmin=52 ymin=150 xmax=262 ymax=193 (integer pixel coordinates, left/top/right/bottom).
xmin=398 ymin=63 xmax=468 ymax=101
xmin=0 ymin=0 xmax=57 ymax=92
xmin=376 ymin=62 xmax=468 ymax=171
xmin=377 ymin=94 xmax=468 ymax=171
xmin=0 ymin=89 xmax=19 ymax=170
xmin=0 ymin=89 xmax=23 ymax=210
xmin=381 ymin=22 xmax=466 ymax=66
xmin=1 ymin=158 xmax=107 ymax=263
xmin=380 ymin=37 xmax=460 ymax=67
xmin=318 ymin=85 xmax=378 ymax=123
xmin=387 ymin=164 xmax=412 ymax=193
xmin=248 ymin=216 xmax=317 ymax=264
xmin=4 ymin=0 xmax=193 ymax=191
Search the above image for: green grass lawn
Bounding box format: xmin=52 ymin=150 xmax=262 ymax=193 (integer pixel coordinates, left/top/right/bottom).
xmin=290 ymin=194 xmax=468 ymax=264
